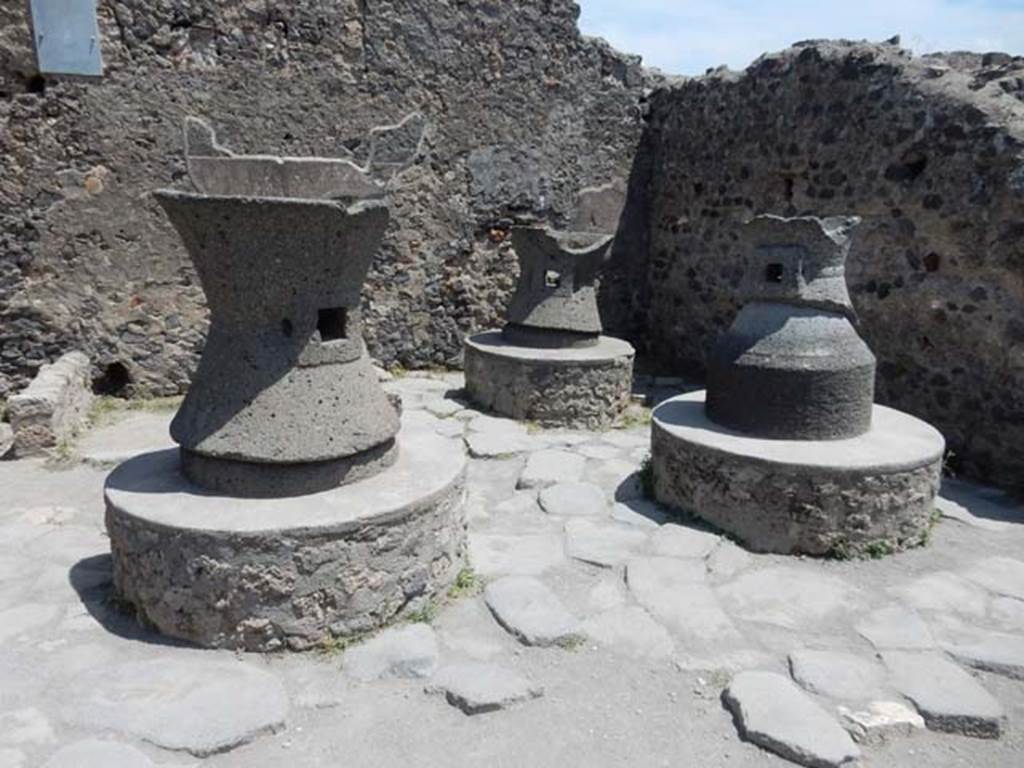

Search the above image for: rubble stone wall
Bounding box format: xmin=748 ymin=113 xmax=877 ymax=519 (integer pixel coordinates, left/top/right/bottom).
xmin=613 ymin=40 xmax=1024 ymax=491
xmin=0 ymin=0 xmax=647 ymax=397
xmin=4 ymin=8 xmax=1024 ymax=492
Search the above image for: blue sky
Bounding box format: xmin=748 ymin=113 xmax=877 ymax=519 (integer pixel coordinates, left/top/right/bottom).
xmin=578 ymin=0 xmax=1024 ymax=74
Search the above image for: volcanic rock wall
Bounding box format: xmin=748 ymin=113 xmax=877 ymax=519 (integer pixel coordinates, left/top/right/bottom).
xmin=613 ymin=40 xmax=1024 ymax=491
xmin=3 ymin=9 xmax=1024 ymax=492
xmin=0 ymin=0 xmax=647 ymax=397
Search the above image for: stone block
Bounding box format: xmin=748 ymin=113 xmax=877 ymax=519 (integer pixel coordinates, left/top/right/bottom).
xmin=7 ymin=352 xmax=92 ymax=457
xmin=105 ymin=423 xmax=467 ymax=651
xmin=652 ymin=391 xmax=944 ymax=556
xmin=465 ymin=331 xmax=634 ymax=429
xmin=723 ymin=670 xmax=861 ymax=768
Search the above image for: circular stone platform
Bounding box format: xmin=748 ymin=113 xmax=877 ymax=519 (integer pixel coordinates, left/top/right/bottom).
xmin=464 ymin=330 xmax=635 ymax=429
xmin=651 ymin=391 xmax=945 ymax=556
xmin=105 ymin=422 xmax=467 ymax=652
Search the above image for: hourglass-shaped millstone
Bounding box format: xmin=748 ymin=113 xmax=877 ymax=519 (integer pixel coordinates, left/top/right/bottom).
xmin=706 ymin=215 xmax=877 ymax=440
xmin=153 ymin=120 xmax=403 ymax=498
xmin=502 ymin=227 xmax=615 ymax=348
xmin=157 ymin=192 xmax=400 ymax=497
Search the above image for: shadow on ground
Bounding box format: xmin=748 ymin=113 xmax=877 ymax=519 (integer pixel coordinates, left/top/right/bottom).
xmin=69 ymin=554 xmax=196 ymax=649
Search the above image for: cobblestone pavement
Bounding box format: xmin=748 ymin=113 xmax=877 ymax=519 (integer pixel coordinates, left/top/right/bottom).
xmin=1 ymin=373 xmax=1022 ymax=767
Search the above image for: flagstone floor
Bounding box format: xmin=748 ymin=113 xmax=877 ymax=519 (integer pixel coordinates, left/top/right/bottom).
xmin=1 ymin=372 xmax=1022 ymax=767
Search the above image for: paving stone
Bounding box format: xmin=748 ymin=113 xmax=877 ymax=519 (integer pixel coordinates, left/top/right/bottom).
xmin=717 ymin=568 xmax=862 ymax=631
xmin=483 ymin=492 xmax=555 ymax=535
xmin=467 ymin=414 xmax=528 ymax=435
xmin=423 ymin=398 xmax=464 ymax=418
xmin=484 ymin=576 xmax=582 ymax=647
xmin=77 ymin=411 xmax=175 ymax=467
xmin=538 ymin=481 xmax=608 ymax=517
xmin=990 ymin=597 xmax=1024 ymax=633
xmin=723 ymin=671 xmax=861 ymax=768
xmin=469 ymin=533 xmax=566 ymax=577
xmin=584 ymin=458 xmax=642 ymax=499
xmin=564 ymin=519 xmax=649 ymax=568
xmin=61 ymin=657 xmax=288 ymax=756
xmin=13 ymin=506 xmax=77 ymax=526
xmin=788 ymin=650 xmax=888 ymax=701
xmin=610 ymin=499 xmax=667 ymax=528
xmin=433 ymin=419 xmax=466 ymax=438
xmin=577 ymin=443 xmax=622 ymax=460
xmin=518 ymin=450 xmax=586 ymax=489
xmin=435 ymin=599 xmax=507 ymax=660
xmin=344 ymin=623 xmax=439 ymax=682
xmin=467 ymin=455 xmax=526 ymax=497
xmin=626 ymin=557 xmax=740 ymax=642
xmin=586 ymin=574 xmax=629 ymax=613
xmin=426 ymin=662 xmax=542 ymax=715
xmin=706 ymin=540 xmax=753 ymax=579
xmin=0 ymin=555 xmax=35 ymax=582
xmin=889 ymin=571 xmax=990 ymax=619
xmin=41 ymin=739 xmax=185 ymax=768
xmin=601 ymin=430 xmax=650 ymax=449
xmin=837 ymin=701 xmax=925 ymax=745
xmin=883 ymin=651 xmax=1006 ymax=738
xmin=935 ymin=496 xmax=1013 ymax=532
xmin=582 ymin=606 xmax=675 ymax=659
xmin=281 ymin=663 xmax=350 ymax=710
xmin=855 ymin=603 xmax=936 ymax=650
xmin=650 ymin=524 xmax=720 ymax=559
xmin=0 ymin=707 xmax=55 ymax=745
xmin=494 ymin=491 xmax=541 ymax=516
xmin=963 ymin=556 xmax=1024 ymax=601
xmin=465 ymin=431 xmax=529 ymax=458
xmin=0 ymin=604 xmax=61 ymax=643
xmin=941 ymin=629 xmax=1024 ymax=680
xmin=541 ymin=431 xmax=595 ymax=448
xmin=23 ymin=526 xmax=109 ymax=568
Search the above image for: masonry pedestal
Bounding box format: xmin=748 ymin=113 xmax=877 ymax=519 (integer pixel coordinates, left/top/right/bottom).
xmin=651 ymin=391 xmax=945 ymax=556
xmin=105 ymin=420 xmax=467 ymax=651
xmin=464 ymin=330 xmax=634 ymax=429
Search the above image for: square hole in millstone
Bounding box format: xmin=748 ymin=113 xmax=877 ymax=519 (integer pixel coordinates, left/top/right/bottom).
xmin=317 ymin=307 xmax=348 ymax=342
xmin=765 ymin=263 xmax=785 ymax=283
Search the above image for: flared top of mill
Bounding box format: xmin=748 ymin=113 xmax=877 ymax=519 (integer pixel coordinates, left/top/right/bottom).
xmin=739 ymin=215 xmax=861 ymax=320
xmin=706 ymin=215 xmax=878 ymax=441
xmin=503 ymin=228 xmax=615 ymax=348
xmin=156 ymin=116 xmax=424 ymax=497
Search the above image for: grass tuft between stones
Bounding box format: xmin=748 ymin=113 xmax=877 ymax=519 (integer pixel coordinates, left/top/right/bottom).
xmin=555 ymin=633 xmax=587 ymax=652
xmin=89 ymin=394 xmax=183 ymax=428
xmin=447 ymin=566 xmax=483 ymax=599
xmin=638 ymin=454 xmax=655 ymax=500
xmin=614 ymin=404 xmax=652 ymax=430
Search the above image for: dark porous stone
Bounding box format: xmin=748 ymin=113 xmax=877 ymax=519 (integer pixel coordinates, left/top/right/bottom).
xmin=105 ymin=425 xmax=467 ymax=652
xmin=465 ymin=331 xmax=634 ymax=429
xmin=613 ymin=40 xmax=1024 ymax=493
xmin=652 ymin=391 xmax=945 ymax=556
xmin=706 ymin=215 xmax=877 ymax=441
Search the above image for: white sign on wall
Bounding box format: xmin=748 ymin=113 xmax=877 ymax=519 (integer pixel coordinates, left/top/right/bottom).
xmin=30 ymin=0 xmax=104 ymax=77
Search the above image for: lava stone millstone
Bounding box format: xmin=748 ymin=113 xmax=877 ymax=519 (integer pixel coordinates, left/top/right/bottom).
xmin=706 ymin=215 xmax=877 ymax=441
xmin=156 ymin=190 xmax=400 ymax=496
xmin=502 ymin=227 xmax=615 ymax=348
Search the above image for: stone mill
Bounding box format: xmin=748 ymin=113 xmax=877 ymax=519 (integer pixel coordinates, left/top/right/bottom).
xmin=103 ymin=119 xmax=467 ymax=651
xmin=464 ymin=184 xmax=636 ymax=428
xmin=650 ymin=215 xmax=947 ymax=556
